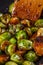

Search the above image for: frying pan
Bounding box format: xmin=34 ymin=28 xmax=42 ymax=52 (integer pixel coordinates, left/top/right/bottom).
xmin=0 ymin=0 xmax=43 ymax=65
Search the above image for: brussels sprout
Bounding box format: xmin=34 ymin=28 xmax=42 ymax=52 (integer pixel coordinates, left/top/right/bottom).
xmin=35 ymin=19 xmax=43 ymax=27
xmin=37 ymin=28 xmax=43 ymax=36
xmin=9 ymin=3 xmax=14 ymax=13
xmin=5 ymin=61 xmax=18 ymax=65
xmin=8 ymin=44 xmax=16 ymax=55
xmin=25 ymin=51 xmax=37 ymax=62
xmin=18 ymin=39 xmax=33 ymax=50
xmin=10 ymin=53 xmax=23 ymax=64
xmin=0 ymin=22 xmax=6 ymax=28
xmin=9 ymin=38 xmax=16 ymax=44
xmin=31 ymin=27 xmax=38 ymax=33
xmin=0 ymin=14 xmax=10 ymax=24
xmin=21 ymin=19 xmax=30 ymax=27
xmin=13 ymin=24 xmax=24 ymax=33
xmin=0 ymin=55 xmax=9 ymax=63
xmin=8 ymin=24 xmax=16 ymax=35
xmin=15 ymin=24 xmax=23 ymax=32
xmin=25 ymin=28 xmax=32 ymax=36
xmin=0 ymin=32 xmax=11 ymax=44
xmin=16 ymin=27 xmax=20 ymax=32
xmin=1 ymin=29 xmax=6 ymax=33
xmin=16 ymin=30 xmax=27 ymax=40
xmin=1 ymin=40 xmax=10 ymax=51
xmin=23 ymin=61 xmax=35 ymax=65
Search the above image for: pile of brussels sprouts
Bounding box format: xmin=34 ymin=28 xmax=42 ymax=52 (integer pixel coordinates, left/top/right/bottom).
xmin=0 ymin=3 xmax=43 ymax=65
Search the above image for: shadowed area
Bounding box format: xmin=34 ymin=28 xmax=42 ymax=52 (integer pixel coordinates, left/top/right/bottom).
xmin=0 ymin=0 xmax=14 ymax=13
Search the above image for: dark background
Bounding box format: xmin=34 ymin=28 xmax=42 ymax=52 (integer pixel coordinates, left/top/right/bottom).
xmin=0 ymin=0 xmax=14 ymax=13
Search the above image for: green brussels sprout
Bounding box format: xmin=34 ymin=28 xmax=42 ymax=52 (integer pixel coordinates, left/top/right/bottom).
xmin=16 ymin=30 xmax=27 ymax=40
xmin=5 ymin=61 xmax=18 ymax=65
xmin=15 ymin=27 xmax=20 ymax=33
xmin=0 ymin=14 xmax=10 ymax=24
xmin=13 ymin=24 xmax=24 ymax=33
xmin=9 ymin=3 xmax=14 ymax=13
xmin=31 ymin=27 xmax=38 ymax=33
xmin=35 ymin=19 xmax=43 ymax=27
xmin=23 ymin=61 xmax=35 ymax=65
xmin=10 ymin=53 xmax=23 ymax=64
xmin=15 ymin=24 xmax=23 ymax=32
xmin=0 ymin=22 xmax=6 ymax=28
xmin=17 ymin=39 xmax=33 ymax=50
xmin=25 ymin=51 xmax=37 ymax=62
xmin=0 ymin=32 xmax=11 ymax=44
xmin=25 ymin=28 xmax=32 ymax=36
xmin=9 ymin=38 xmax=16 ymax=44
xmin=8 ymin=24 xmax=16 ymax=35
xmin=8 ymin=44 xmax=16 ymax=55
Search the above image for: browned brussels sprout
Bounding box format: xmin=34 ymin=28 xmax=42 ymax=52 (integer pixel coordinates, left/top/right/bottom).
xmin=0 ymin=55 xmax=9 ymax=63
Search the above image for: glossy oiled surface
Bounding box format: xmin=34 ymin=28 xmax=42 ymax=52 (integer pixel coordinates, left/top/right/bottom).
xmin=0 ymin=0 xmax=43 ymax=65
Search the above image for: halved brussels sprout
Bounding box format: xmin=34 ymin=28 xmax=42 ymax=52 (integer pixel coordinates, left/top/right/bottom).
xmin=1 ymin=40 xmax=10 ymax=51
xmin=0 ymin=22 xmax=6 ymax=28
xmin=1 ymin=29 xmax=6 ymax=33
xmin=8 ymin=24 xmax=16 ymax=35
xmin=23 ymin=61 xmax=35 ymax=65
xmin=8 ymin=44 xmax=16 ymax=55
xmin=9 ymin=38 xmax=16 ymax=44
xmin=31 ymin=27 xmax=38 ymax=33
xmin=37 ymin=28 xmax=43 ymax=36
xmin=25 ymin=51 xmax=37 ymax=62
xmin=0 ymin=32 xmax=11 ymax=44
xmin=25 ymin=28 xmax=32 ymax=36
xmin=0 ymin=14 xmax=11 ymax=24
xmin=16 ymin=30 xmax=27 ymax=40
xmin=0 ymin=55 xmax=9 ymax=63
xmin=17 ymin=39 xmax=33 ymax=50
xmin=21 ymin=19 xmax=30 ymax=27
xmin=15 ymin=24 xmax=24 ymax=32
xmin=10 ymin=53 xmax=23 ymax=64
xmin=5 ymin=61 xmax=18 ymax=65
xmin=35 ymin=19 xmax=43 ymax=27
